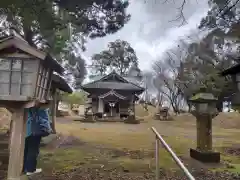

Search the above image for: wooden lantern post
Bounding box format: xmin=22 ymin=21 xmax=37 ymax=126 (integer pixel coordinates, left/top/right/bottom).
xmin=0 ymin=29 xmax=64 ymax=180
xmin=188 ymin=92 xmax=220 ymax=163
xmin=8 ymin=108 xmax=26 ymax=180
xmin=5 ymin=101 xmax=36 ymax=180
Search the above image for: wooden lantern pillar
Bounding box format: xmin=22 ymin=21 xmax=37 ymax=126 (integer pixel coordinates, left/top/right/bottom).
xmin=2 ymin=101 xmax=37 ymax=180
xmin=9 ymin=111 xmax=26 ymax=179
xmin=188 ymin=92 xmax=220 ymax=163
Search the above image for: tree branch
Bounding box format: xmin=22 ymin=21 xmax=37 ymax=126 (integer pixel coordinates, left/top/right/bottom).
xmin=143 ymin=0 xmax=187 ymax=26
xmin=168 ymin=0 xmax=187 ymax=26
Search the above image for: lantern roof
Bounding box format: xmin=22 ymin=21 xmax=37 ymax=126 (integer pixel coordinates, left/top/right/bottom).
xmin=189 ymin=92 xmax=217 ymax=103
xmin=52 ymin=73 xmax=73 ymax=93
xmin=0 ymin=29 xmax=64 ymax=74
xmin=82 ymin=71 xmax=145 ymax=94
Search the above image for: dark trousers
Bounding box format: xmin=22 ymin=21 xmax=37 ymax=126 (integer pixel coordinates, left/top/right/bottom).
xmin=23 ymin=135 xmax=42 ymax=173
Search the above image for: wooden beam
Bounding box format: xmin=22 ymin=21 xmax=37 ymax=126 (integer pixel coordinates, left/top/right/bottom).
xmin=7 ymin=108 xmax=27 ymax=180
xmin=51 ymin=89 xmax=57 ymax=134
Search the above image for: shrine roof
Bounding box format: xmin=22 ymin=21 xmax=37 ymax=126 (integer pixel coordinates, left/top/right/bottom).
xmin=83 ymin=81 xmax=143 ymax=91
xmin=82 ymin=71 xmax=144 ymax=93
xmin=88 ymin=75 xmax=142 ymax=86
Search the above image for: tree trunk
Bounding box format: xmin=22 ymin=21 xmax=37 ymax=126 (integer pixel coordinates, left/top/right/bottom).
xmin=24 ymin=28 xmax=35 ymax=47
xmin=171 ymin=102 xmax=179 ymax=114
xmin=157 ymin=91 xmax=163 ymax=107
xmin=187 ymin=102 xmax=191 ymax=112
xmin=22 ymin=19 xmax=35 ymax=47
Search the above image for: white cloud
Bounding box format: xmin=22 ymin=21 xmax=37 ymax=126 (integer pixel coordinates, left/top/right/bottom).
xmin=135 ymin=9 xmax=209 ymax=70
xmin=83 ymin=0 xmax=209 ymax=72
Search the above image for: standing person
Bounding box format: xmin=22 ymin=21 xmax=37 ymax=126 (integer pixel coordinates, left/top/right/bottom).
xmin=22 ymin=101 xmax=52 ymax=176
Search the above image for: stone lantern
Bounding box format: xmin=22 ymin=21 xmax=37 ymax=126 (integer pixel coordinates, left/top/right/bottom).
xmin=188 ymin=92 xmax=220 ymax=163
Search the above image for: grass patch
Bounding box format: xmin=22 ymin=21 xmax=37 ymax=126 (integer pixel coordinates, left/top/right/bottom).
xmin=49 ymin=112 xmax=240 ymax=175
xmin=111 ymin=157 xmax=152 ymax=172
xmin=39 ymin=148 xmax=90 ymax=173
xmin=52 ymin=123 xmax=195 ymax=173
xmin=135 ymin=105 xmax=149 ymax=117
xmin=38 ymin=147 xmax=180 ymax=174
xmin=209 ymin=147 xmax=240 ymax=173
xmin=229 ymin=164 xmax=240 ymax=173
xmin=212 ymin=163 xmax=240 ymax=174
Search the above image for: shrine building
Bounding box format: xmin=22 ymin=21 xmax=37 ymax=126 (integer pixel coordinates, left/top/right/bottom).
xmin=82 ymin=71 xmax=144 ymax=119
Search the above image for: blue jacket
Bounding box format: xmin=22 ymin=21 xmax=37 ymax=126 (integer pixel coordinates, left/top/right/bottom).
xmin=26 ymin=107 xmax=52 ymax=138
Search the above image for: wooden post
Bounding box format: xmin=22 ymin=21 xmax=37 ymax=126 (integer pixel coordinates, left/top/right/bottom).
xmin=7 ymin=108 xmax=27 ymax=180
xmin=51 ymin=89 xmax=57 ymax=134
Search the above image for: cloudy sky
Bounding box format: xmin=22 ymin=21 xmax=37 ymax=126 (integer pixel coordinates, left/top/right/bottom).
xmin=83 ymin=0 xmax=209 ymax=71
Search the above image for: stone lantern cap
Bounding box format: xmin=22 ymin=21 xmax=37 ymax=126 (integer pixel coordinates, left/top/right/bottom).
xmin=189 ymin=93 xmax=218 ymax=103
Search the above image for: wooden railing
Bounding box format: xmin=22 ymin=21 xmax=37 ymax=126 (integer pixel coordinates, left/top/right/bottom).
xmin=151 ymin=127 xmax=195 ymax=180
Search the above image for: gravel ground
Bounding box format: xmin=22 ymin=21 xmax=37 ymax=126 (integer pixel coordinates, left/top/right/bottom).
xmin=29 ymin=168 xmax=240 ymax=180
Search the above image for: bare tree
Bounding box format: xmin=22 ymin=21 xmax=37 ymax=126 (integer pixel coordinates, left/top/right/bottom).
xmin=153 ymin=56 xmax=184 ymax=114
xmin=143 ymin=0 xmax=188 ymax=25
xmin=176 ymin=32 xmax=235 ymax=112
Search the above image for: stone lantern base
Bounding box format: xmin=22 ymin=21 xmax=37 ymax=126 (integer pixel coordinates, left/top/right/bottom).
xmin=190 ymin=148 xmax=220 ymax=163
